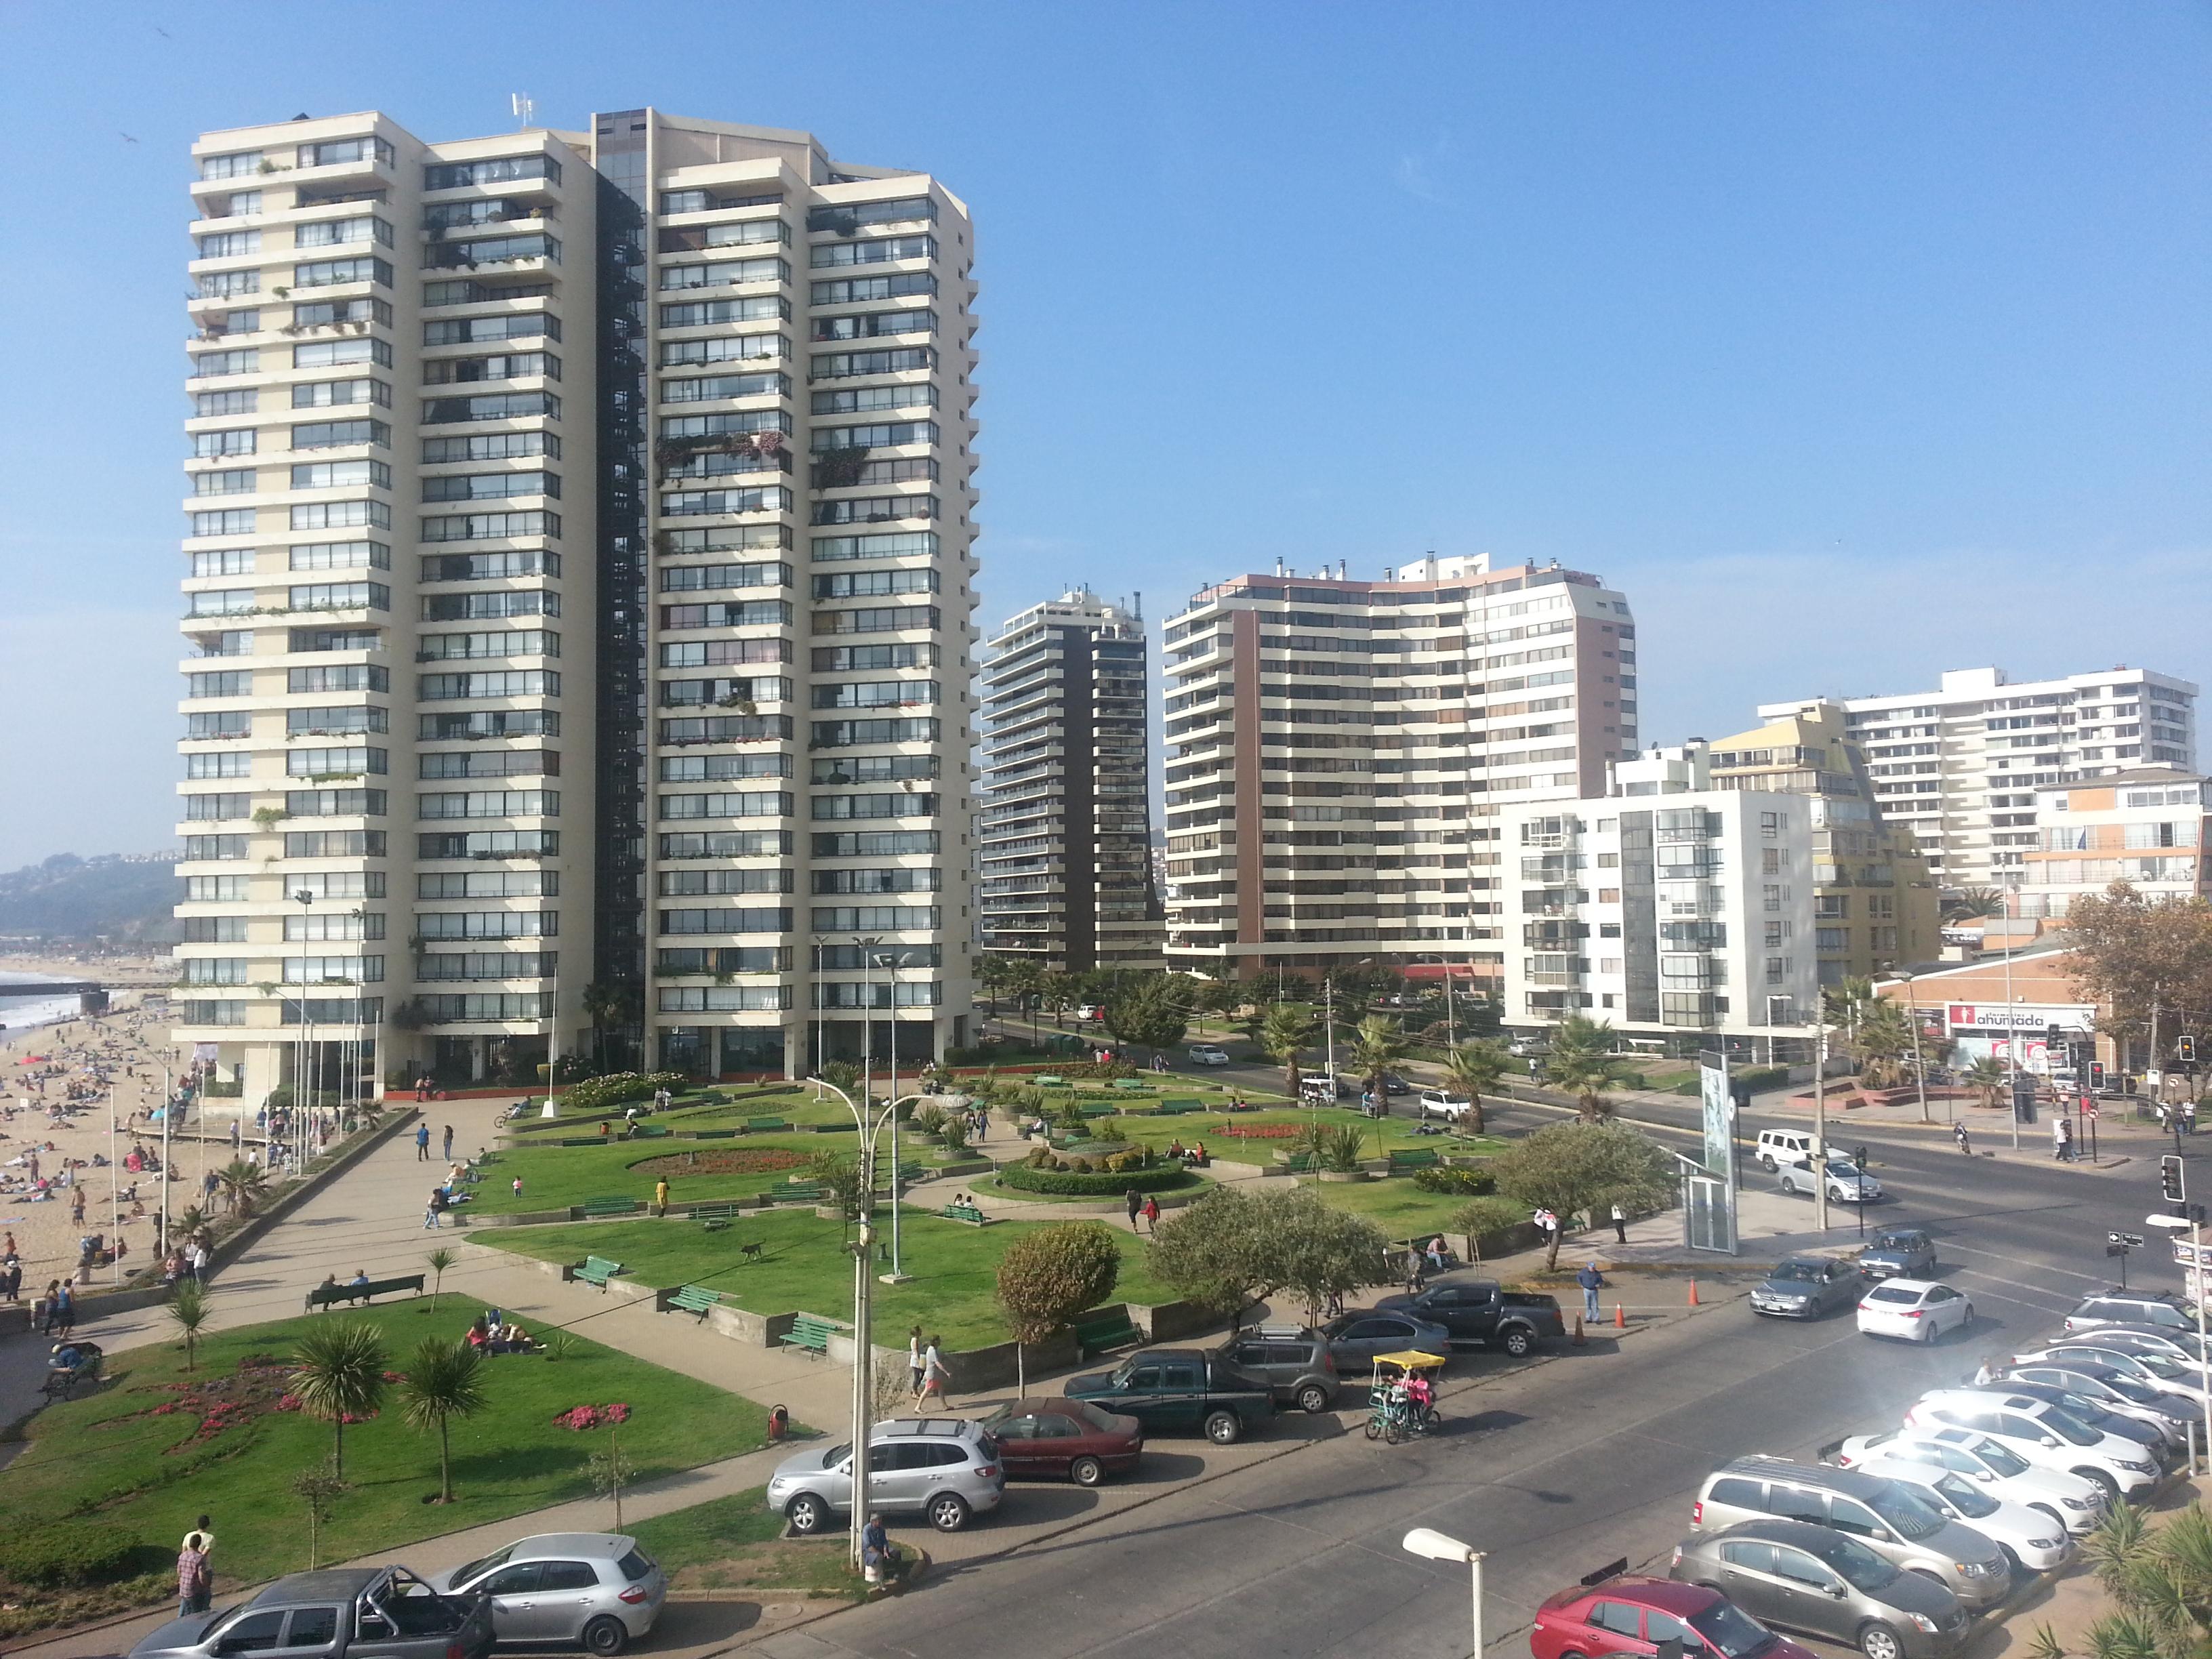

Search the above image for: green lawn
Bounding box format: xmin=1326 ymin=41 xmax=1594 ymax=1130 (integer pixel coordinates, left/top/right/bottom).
xmin=976 ymin=1170 xmax=1208 ymax=1204
xmin=1305 ymin=1173 xmax=1497 ymax=1240
xmin=478 ymin=1208 xmax=1179 ymax=1349
xmin=1102 ymin=1107 xmax=1495 ymax=1160
xmin=3 ymin=1303 xmax=773 ymax=1618
xmin=467 ymin=1134 xmax=844 ymax=1214
xmin=630 ymin=1488 xmax=861 ymax=1597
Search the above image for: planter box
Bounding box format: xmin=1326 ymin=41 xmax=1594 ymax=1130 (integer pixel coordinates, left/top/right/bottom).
xmin=1128 ymin=1299 xmax=1217 ymax=1343
xmin=1318 ymin=1169 xmax=1366 ymax=1183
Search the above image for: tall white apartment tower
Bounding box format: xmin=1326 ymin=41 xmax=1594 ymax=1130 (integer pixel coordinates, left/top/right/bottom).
xmin=1759 ymin=665 xmax=2198 ymax=893
xmin=979 ymin=589 xmax=1162 ymax=972
xmin=175 ymin=108 xmax=981 ymax=1109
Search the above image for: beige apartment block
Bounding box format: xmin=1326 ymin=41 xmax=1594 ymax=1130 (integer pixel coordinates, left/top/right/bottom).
xmin=1160 ymin=554 xmax=1638 ymax=980
xmin=173 ymin=108 xmax=980 ymax=1109
xmin=2020 ymin=768 xmax=2211 ymax=920
xmin=1708 ymin=702 xmax=1939 ymax=985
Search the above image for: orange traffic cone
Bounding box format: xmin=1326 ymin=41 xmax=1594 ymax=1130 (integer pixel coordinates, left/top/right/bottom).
xmin=1687 ymin=1278 xmax=1700 ymax=1307
xmin=1614 ymin=1302 xmax=1625 ymax=1328
xmin=1572 ymin=1314 xmax=1586 ymax=1346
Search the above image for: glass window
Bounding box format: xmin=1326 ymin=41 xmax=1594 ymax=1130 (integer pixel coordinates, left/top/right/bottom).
xmin=281 ymin=1609 xmax=340 ymax=1650
xmin=211 ymin=1611 xmax=287 ymax=1652
xmin=1588 ymin=1603 xmax=1641 ymax=1637
xmin=537 ymin=1562 xmax=599 ymax=1591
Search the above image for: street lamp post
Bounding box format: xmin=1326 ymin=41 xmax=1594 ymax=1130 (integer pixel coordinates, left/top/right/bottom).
xmin=1902 ymin=972 xmax=1931 ymax=1124
xmin=876 ymin=947 xmax=912 ymax=1284
xmin=1402 ymin=1528 xmax=1486 ymax=1658
xmin=292 ymin=889 xmax=314 ymax=1174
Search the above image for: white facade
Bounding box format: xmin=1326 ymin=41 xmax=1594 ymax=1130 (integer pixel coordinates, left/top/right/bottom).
xmin=1759 ymin=666 xmax=2198 ymax=893
xmin=1498 ymin=747 xmax=1819 ymax=1036
xmin=2019 ymin=768 xmax=2211 ymax=919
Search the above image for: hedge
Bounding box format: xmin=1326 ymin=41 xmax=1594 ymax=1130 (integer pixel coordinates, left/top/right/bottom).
xmin=1671 ymin=1063 xmax=1791 ymax=1097
xmin=10 ymin=1521 xmax=143 ymax=1589
xmin=558 ymin=1071 xmax=691 ymax=1115
xmin=998 ymin=1162 xmax=1197 ymax=1197
xmin=1412 ymin=1166 xmax=1495 ymax=1195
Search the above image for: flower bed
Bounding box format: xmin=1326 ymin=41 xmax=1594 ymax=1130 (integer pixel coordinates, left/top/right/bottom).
xmin=554 ymin=1402 xmax=631 ymax=1431
xmin=632 ymin=1149 xmax=808 ymax=1177
xmin=1219 ymin=1123 xmax=1302 ymax=1140
xmin=998 ymin=1162 xmax=1195 ymax=1197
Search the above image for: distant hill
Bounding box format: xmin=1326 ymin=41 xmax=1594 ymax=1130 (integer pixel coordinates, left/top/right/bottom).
xmin=0 ymin=853 xmax=182 ymax=944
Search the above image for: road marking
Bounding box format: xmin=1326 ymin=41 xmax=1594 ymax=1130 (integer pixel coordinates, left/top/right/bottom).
xmin=1944 ymin=1242 xmax=2107 ymax=1285
xmin=1945 ymin=1264 xmax=2077 ymax=1308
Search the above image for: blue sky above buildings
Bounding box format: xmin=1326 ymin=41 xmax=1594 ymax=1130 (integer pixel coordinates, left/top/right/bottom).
xmin=0 ymin=1 xmax=2205 ymax=866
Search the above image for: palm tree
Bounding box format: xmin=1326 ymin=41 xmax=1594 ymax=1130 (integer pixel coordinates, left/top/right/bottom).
xmin=424 ymin=1246 xmax=458 ymax=1311
xmin=1946 ymin=886 xmax=2007 ymax=922
xmin=1962 ymin=1056 xmax=2008 ymax=1112
xmin=1822 ymin=977 xmax=1878 ymax=1053
xmin=289 ymin=1321 xmax=389 ymax=1478
xmin=1261 ymin=1005 xmax=1316 ymax=1096
xmin=1443 ymin=1039 xmax=1513 ymax=1135
xmin=1345 ymin=1016 xmax=1406 ymax=1107
xmin=1038 ymin=972 xmax=1078 ymax=1030
xmin=1544 ymin=1015 xmax=1634 ymax=1122
xmin=1006 ymin=960 xmax=1044 ymax=1041
xmin=216 ymin=1158 xmax=271 ymax=1216
xmin=398 ymin=1336 xmax=488 ymax=1504
xmin=975 ymin=954 xmax=1011 ymax=1019
xmin=1851 ymin=1000 xmax=1914 ymax=1089
xmin=168 ymin=1278 xmax=209 ymax=1372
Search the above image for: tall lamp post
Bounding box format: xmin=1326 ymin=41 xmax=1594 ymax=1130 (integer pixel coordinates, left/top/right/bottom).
xmin=1402 ymin=1528 xmax=1486 ymax=1658
xmin=874 ymin=947 xmax=915 ymax=1284
xmin=291 ymin=889 xmax=314 ymax=1173
xmin=1900 ymin=971 xmax=1931 ymax=1124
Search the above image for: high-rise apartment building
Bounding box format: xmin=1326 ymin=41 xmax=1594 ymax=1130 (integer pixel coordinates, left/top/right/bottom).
xmin=1160 ymin=554 xmax=1638 ymax=979
xmin=1497 ymin=745 xmax=1819 ymax=1034
xmin=1759 ymin=666 xmax=2198 ymax=893
xmin=175 ymin=108 xmax=979 ymax=1107
xmin=1706 ymin=702 xmax=1938 ymax=984
xmin=2020 ymin=769 xmax=2211 ymax=920
xmin=978 ymin=590 xmax=1162 ymax=972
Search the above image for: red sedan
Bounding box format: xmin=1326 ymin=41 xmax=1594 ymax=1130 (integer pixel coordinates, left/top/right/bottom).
xmin=976 ymin=1397 xmax=1144 ymax=1486
xmin=1532 ymin=1574 xmax=1816 ymax=1659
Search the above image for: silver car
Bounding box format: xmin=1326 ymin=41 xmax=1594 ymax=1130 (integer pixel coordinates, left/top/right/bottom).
xmin=768 ymin=1416 xmax=1006 ymax=1534
xmin=434 ymin=1534 xmax=664 ymax=1656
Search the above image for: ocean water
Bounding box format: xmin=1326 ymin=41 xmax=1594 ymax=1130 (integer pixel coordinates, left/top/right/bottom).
xmin=0 ymin=972 xmax=86 ymax=1037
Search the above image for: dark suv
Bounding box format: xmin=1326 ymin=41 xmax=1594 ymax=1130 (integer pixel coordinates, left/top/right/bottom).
xmin=1217 ymin=1326 xmax=1340 ymax=1414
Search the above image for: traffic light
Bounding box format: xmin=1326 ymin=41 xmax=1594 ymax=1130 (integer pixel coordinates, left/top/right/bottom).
xmin=1852 ymin=1145 xmax=1870 ymax=1170
xmin=2163 ymin=1153 xmax=2186 ymax=1205
xmin=2182 ymin=1035 xmax=2199 ymax=1067
xmin=2090 ymin=1060 xmax=2108 ymax=1091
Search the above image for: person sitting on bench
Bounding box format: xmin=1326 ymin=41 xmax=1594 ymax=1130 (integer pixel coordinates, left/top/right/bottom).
xmin=348 ymin=1267 xmax=371 ymax=1289
xmin=1188 ymin=1140 xmax=1208 ymax=1166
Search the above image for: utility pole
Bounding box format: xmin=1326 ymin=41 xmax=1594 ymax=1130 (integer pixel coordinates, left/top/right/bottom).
xmin=2000 ymin=888 xmax=2020 ymax=1151
xmin=1324 ymin=975 xmax=1336 ymax=1085
xmin=1813 ymin=1019 xmax=1829 ymax=1234
xmin=1903 ymin=973 xmax=1931 ymax=1124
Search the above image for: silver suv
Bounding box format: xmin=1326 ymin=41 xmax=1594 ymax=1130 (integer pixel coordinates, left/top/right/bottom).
xmin=434 ymin=1535 xmax=665 ymax=1656
xmin=1690 ymin=1455 xmax=2010 ymax=1608
xmin=1217 ymin=1325 xmax=1340 ymax=1414
xmin=2064 ymin=1291 xmax=2196 ymax=1335
xmin=767 ymin=1416 xmax=1005 ymax=1534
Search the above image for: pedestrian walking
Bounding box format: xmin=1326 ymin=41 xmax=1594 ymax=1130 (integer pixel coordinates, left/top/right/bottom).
xmin=176 ymin=1535 xmax=211 ymax=1619
xmin=512 ymin=1174 xmax=524 ymax=1201
xmin=1954 ymin=1122 xmax=1971 ymax=1155
xmin=1610 ymin=1202 xmax=1628 ymax=1245
xmin=424 ymin=1187 xmax=445 ymax=1229
xmin=1404 ymin=1247 xmax=1426 ymax=1296
xmin=415 ymin=1123 xmax=430 ymax=1162
xmin=1125 ymin=1187 xmax=1143 ymax=1229
xmin=442 ymin=1124 xmax=454 ymax=1161
xmin=1577 ymin=1260 xmax=1606 ymax=1323
xmin=2052 ymin=1116 xmax=2072 ymax=1163
xmin=1141 ymin=1194 xmax=1160 ymax=1233
xmin=918 ymin=1335 xmax=951 ymax=1412
xmin=908 ymin=1326 xmax=925 ymax=1399
xmin=654 ymin=1176 xmax=670 ymax=1217
xmin=2188 ymin=1099 xmax=2200 ymax=1136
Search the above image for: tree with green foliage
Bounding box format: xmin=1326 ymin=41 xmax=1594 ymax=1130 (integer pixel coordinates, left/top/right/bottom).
xmin=216 ymin=1157 xmax=271 ymax=1216
xmin=1543 ymin=1015 xmax=1636 ymax=1122
xmin=1105 ymin=977 xmax=1191 ymax=1063
xmin=1261 ymin=1005 xmax=1317 ymax=1096
xmin=1345 ymin=1015 xmax=1406 ymax=1107
xmin=1945 ymin=886 xmax=2007 ymax=922
xmin=1038 ymin=972 xmax=1079 ymax=1029
xmin=1961 ymin=1055 xmax=2008 ymax=1112
xmin=1443 ymin=1039 xmax=1513 ymax=1135
xmin=290 ymin=1465 xmax=351 ymax=1570
xmin=1849 ymin=999 xmax=1917 ymax=1089
xmin=424 ymin=1246 xmax=457 ymax=1311
xmin=398 ymin=1336 xmax=489 ymax=1504
xmin=1148 ymin=1185 xmax=1388 ymax=1327
xmin=167 ymin=1277 xmax=209 ymax=1372
xmin=995 ymin=1221 xmax=1123 ymax=1394
xmin=2037 ymin=1498 xmax=2212 ymax=1659
xmin=289 ymin=1321 xmax=389 ymax=1478
xmin=1491 ymin=1120 xmax=1675 ymax=1269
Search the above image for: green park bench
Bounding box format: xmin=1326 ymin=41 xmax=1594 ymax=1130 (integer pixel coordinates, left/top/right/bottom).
xmin=1283 ymin=1152 xmax=1322 ymax=1174
xmin=305 ymin=1273 xmax=424 ymax=1313
xmin=575 ymin=1255 xmax=624 ymax=1290
xmin=692 ymin=1201 xmax=739 ymax=1230
xmin=1033 ymin=1075 xmax=1065 ymax=1086
xmin=775 ymin=1181 xmax=824 ymax=1205
xmin=691 ymin=1128 xmax=739 ymax=1139
xmin=581 ymin=1195 xmax=637 ymax=1218
xmin=744 ymin=1116 xmax=792 ymax=1132
xmin=1154 ymin=1099 xmax=1200 ymax=1115
xmin=1113 ymin=1079 xmax=1152 ymax=1092
xmin=1388 ymin=1148 xmax=1441 ymax=1174
xmin=939 ymin=1201 xmax=991 ymax=1226
xmin=560 ymin=1136 xmax=605 ymax=1147
xmin=782 ymin=1312 xmax=841 ymax=1357
xmin=1072 ymin=1307 xmax=1141 ymax=1355
xmin=630 ymin=1123 xmax=672 ymax=1139
xmin=1077 ymin=1102 xmax=1119 ymax=1118
xmin=667 ymin=1284 xmax=723 ymax=1321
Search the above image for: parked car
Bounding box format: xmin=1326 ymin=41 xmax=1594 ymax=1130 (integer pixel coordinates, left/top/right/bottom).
xmin=1904 ymin=1389 xmax=2161 ymax=1500
xmin=1975 ymin=1378 xmax=2182 ymax=1465
xmin=1670 ymin=1519 xmax=1969 ymax=1659
xmin=132 ymin=1568 xmax=497 ymax=1659
xmin=434 ymin=1536 xmax=663 ymax=1656
xmin=1509 ymin=1036 xmax=1549 ymax=1058
xmin=1375 ymin=1279 xmax=1568 ymax=1356
xmin=1858 ymin=1229 xmax=1938 ymax=1279
xmin=1755 ymin=1130 xmax=1823 ymax=1172
xmin=1856 ymin=1279 xmax=1973 ymax=1344
xmin=1750 ymin=1256 xmax=1864 ymax=1320
xmin=1064 ymin=1347 xmax=1276 ymax=1444
xmin=1842 ymin=1457 xmax=2069 ymax=1573
xmin=2064 ymin=1291 xmax=2196 ymax=1335
xmin=1381 ymin=1073 xmax=1413 ymax=1096
xmin=1688 ymin=1456 xmax=2009 ymax=1610
xmin=2033 ymin=1338 xmax=2212 ymax=1404
xmin=1417 ymin=1088 xmax=1476 ymax=1122
xmin=973 ymin=1397 xmax=1143 ymax=1486
xmin=2001 ymin=1361 xmax=2199 ymax=1446
xmin=1318 ymin=1309 xmax=1452 ymax=1371
xmin=1780 ymin=1159 xmax=1883 ymax=1204
xmin=1216 ymin=1325 xmax=1340 ymax=1414
xmin=1531 ymin=1570 xmax=1818 ymax=1659
xmin=2062 ymin=1323 xmax=2211 ymax=1364
xmin=766 ymin=1416 xmax=1006 ymax=1534
xmin=1830 ymin=1427 xmax=2106 ymax=1536
xmin=1186 ymin=1044 xmax=1231 ymax=1067
xmin=1299 ymin=1073 xmax=1349 ymax=1104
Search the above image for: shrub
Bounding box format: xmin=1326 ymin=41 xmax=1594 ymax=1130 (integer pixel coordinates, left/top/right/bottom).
xmin=998 ymin=1162 xmax=1195 ymax=1196
xmin=11 ymin=1521 xmax=142 ymax=1589
xmin=559 ymin=1071 xmax=689 ymax=1115
xmin=1452 ymin=1195 xmax=1529 ymax=1241
xmin=911 ymin=1103 xmax=947 ymax=1137
xmin=941 ymin=1116 xmax=970 ymax=1153
xmin=1413 ymin=1166 xmax=1495 ymax=1195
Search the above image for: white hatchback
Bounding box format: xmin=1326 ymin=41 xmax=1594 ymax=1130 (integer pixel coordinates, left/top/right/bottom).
xmin=1857 ymin=1277 xmax=1973 ymax=1343
xmin=1416 ymin=1088 xmax=1473 ymax=1121
xmin=1186 ymin=1044 xmax=1231 ymax=1067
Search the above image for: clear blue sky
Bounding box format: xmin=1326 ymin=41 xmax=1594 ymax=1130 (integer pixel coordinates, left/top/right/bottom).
xmin=1 ymin=1 xmax=2205 ymax=869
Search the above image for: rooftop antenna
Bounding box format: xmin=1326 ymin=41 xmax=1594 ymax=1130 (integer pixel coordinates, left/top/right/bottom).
xmin=511 ymin=93 xmax=536 ymax=131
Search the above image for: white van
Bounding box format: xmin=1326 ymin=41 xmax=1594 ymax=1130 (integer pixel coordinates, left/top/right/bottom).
xmin=1755 ymin=1128 xmax=1823 ymax=1171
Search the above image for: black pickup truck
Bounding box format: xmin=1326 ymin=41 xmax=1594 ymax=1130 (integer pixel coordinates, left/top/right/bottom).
xmin=131 ymin=1567 xmax=494 ymax=1659
xmin=1063 ymin=1347 xmax=1277 ymax=1444
xmin=1373 ymin=1279 xmax=1566 ymax=1355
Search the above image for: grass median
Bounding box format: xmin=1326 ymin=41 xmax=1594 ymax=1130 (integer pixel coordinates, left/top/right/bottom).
xmin=468 ymin=1134 xmax=852 ymax=1216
